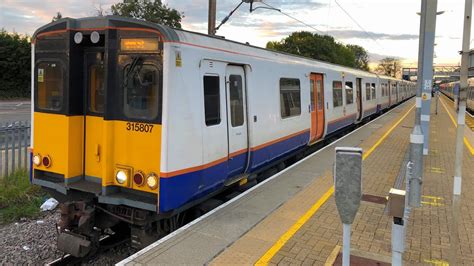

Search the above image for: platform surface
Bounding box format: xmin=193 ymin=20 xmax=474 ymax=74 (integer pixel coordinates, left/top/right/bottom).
xmin=118 ymin=97 xmax=474 ymax=265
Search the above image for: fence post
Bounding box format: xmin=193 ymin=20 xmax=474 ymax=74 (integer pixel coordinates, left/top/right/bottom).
xmin=23 ymin=121 xmax=28 ymax=170
xmin=11 ymin=123 xmax=16 ymax=174
xmin=0 ymin=122 xmax=4 ymax=177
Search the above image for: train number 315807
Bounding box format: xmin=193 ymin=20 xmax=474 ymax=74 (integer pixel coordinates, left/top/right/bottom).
xmin=126 ymin=122 xmax=154 ymax=133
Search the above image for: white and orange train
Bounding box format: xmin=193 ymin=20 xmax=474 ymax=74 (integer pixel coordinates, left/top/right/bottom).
xmin=31 ymin=16 xmax=415 ymax=255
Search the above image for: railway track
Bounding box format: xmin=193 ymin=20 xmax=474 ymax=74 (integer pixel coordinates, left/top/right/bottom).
xmin=44 ymin=99 xmax=412 ymax=265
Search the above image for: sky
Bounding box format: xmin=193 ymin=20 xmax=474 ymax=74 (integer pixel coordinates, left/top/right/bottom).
xmin=0 ymin=0 xmax=471 ymax=67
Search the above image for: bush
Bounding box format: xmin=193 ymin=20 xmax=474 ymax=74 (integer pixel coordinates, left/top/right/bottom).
xmin=0 ymin=29 xmax=31 ymax=99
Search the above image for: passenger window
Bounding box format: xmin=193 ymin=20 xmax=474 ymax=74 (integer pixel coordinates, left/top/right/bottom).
xmin=203 ymin=75 xmax=221 ymax=126
xmin=280 ymin=78 xmax=301 ymax=118
xmin=332 ymin=81 xmax=343 ymax=107
xmin=316 ymin=80 xmax=323 ymax=109
xmin=89 ymin=62 xmax=105 ymax=113
xmin=123 ymin=63 xmax=160 ymax=120
xmin=345 ymin=82 xmax=354 ymax=105
xmin=36 ymin=62 xmax=63 ymax=111
xmin=372 ymin=83 xmax=376 ymax=99
xmin=229 ymin=75 xmax=244 ymax=127
xmin=365 ymin=83 xmax=371 ymax=101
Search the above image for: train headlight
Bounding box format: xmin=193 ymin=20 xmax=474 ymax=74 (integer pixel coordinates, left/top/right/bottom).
xmin=115 ymin=170 xmax=128 ymax=184
xmin=146 ymin=173 xmax=158 ymax=190
xmin=33 ymin=154 xmax=42 ymax=166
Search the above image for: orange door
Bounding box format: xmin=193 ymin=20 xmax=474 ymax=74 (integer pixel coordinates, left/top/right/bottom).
xmin=310 ymin=73 xmax=325 ymax=142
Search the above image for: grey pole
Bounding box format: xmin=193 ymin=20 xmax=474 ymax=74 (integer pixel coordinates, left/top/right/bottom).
xmin=419 ymin=0 xmax=438 ymax=156
xmin=450 ymin=0 xmax=472 ymax=264
xmin=408 ymin=0 xmax=438 ymax=207
xmin=208 ymin=0 xmax=216 ymax=35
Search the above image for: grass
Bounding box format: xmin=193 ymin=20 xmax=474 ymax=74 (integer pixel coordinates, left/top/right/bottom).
xmin=0 ymin=169 xmax=46 ymax=224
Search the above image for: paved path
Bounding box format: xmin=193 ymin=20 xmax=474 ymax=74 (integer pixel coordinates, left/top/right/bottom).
xmin=212 ymin=98 xmax=474 ymax=265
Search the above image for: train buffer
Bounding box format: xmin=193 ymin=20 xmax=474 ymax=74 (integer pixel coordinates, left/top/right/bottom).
xmin=118 ymin=98 xmax=474 ymax=265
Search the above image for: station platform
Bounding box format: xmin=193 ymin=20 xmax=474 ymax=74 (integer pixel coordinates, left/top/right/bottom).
xmin=118 ymin=96 xmax=474 ymax=266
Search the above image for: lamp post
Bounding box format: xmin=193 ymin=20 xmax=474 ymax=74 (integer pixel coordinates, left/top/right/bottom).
xmin=450 ymin=0 xmax=472 ymax=264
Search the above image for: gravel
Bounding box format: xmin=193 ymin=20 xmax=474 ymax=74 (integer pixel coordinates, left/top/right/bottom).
xmin=0 ymin=210 xmax=137 ymax=265
xmin=0 ymin=210 xmax=62 ymax=264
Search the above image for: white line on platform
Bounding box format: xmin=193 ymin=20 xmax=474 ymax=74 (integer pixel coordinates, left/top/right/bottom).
xmin=116 ymin=100 xmax=412 ymax=266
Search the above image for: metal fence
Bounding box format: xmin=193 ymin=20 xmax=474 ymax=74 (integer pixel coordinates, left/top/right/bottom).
xmin=0 ymin=121 xmax=31 ymax=177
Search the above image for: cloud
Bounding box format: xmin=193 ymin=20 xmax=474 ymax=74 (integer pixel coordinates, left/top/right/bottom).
xmin=327 ymin=30 xmax=418 ymax=41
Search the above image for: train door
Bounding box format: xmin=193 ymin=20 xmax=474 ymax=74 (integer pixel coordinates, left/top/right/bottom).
xmin=225 ymin=65 xmax=248 ymax=178
xmin=395 ymin=82 xmax=399 ymax=103
xmin=309 ymin=73 xmax=325 ymax=142
xmin=83 ymin=50 xmax=105 ymax=182
xmin=356 ymin=78 xmax=362 ymax=120
xmin=388 ymin=81 xmax=392 ymax=106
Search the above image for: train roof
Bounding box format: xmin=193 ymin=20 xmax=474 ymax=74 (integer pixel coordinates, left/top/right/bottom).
xmin=33 ymin=16 xmax=412 ymax=83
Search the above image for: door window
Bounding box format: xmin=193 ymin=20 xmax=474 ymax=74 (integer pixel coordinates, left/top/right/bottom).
xmin=229 ymin=75 xmax=244 ymax=127
xmin=280 ymin=78 xmax=301 ymax=118
xmin=36 ymin=62 xmax=63 ymax=111
xmin=365 ymin=83 xmax=371 ymax=101
xmin=89 ymin=62 xmax=105 ymax=113
xmin=345 ymin=82 xmax=354 ymax=105
xmin=203 ymin=75 xmax=221 ymax=126
xmin=316 ymin=80 xmax=323 ymax=109
xmin=310 ymin=80 xmax=315 ymax=111
xmin=333 ymin=81 xmax=343 ymax=107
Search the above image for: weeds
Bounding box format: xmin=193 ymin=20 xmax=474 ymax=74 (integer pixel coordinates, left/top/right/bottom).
xmin=0 ymin=169 xmax=46 ymax=223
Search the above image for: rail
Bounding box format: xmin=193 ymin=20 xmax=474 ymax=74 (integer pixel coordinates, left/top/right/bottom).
xmin=0 ymin=121 xmax=31 ymax=177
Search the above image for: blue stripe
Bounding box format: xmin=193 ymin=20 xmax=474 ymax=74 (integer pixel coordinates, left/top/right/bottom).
xmin=327 ymin=114 xmax=356 ymax=134
xmin=159 ymin=131 xmax=309 ymax=212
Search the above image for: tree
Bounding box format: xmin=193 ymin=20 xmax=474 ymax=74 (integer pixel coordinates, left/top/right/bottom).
xmin=52 ymin=12 xmax=62 ymax=22
xmin=347 ymin=44 xmax=369 ymax=71
xmin=111 ymin=0 xmax=183 ymax=28
xmin=266 ymin=31 xmax=363 ymax=69
xmin=376 ymin=57 xmax=401 ymax=78
xmin=0 ymin=29 xmax=31 ymax=98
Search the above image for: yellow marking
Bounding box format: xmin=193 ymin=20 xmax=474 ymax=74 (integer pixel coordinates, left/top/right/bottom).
xmin=422 ymin=195 xmax=443 ymax=200
xmin=363 ymin=104 xmax=415 ymax=160
xmin=324 ymin=245 xmax=341 ymax=266
xmin=421 ymin=195 xmax=444 ymax=206
xmin=430 ymin=167 xmax=445 ymax=174
xmin=424 ymin=258 xmax=449 ymax=265
xmin=440 ymin=98 xmax=474 ymax=155
xmin=239 ymin=178 xmax=248 ymax=186
xmin=255 ymin=104 xmax=416 ymax=265
xmin=421 ymin=201 xmax=444 ymax=206
xmin=255 ymin=187 xmax=334 ymax=265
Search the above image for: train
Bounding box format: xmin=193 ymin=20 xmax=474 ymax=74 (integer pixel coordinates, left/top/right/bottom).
xmin=30 ymin=16 xmax=416 ymax=257
xmin=439 ymin=79 xmax=474 ymax=112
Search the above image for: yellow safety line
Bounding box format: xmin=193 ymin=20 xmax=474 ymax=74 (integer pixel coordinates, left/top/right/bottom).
xmin=255 ymin=104 xmax=415 ymax=265
xmin=439 ymin=98 xmax=474 ymax=155
xmin=363 ymin=105 xmax=415 ymax=160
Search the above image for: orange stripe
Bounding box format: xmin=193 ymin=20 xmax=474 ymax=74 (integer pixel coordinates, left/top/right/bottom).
xmin=165 ymin=40 xmax=269 ymax=60
xmin=33 ymin=26 xmax=271 ymax=60
xmin=327 ymin=113 xmax=356 ymax=125
xmin=160 ymin=157 xmax=228 ymax=178
xmin=229 ymin=148 xmax=248 ymax=158
xmin=250 ymin=129 xmax=310 ymax=151
xmin=161 ymin=129 xmax=309 ymax=178
xmin=34 ymin=26 xmax=164 ymax=42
